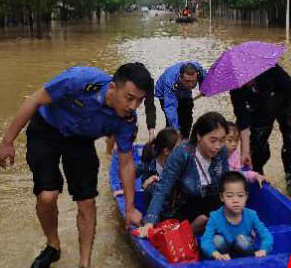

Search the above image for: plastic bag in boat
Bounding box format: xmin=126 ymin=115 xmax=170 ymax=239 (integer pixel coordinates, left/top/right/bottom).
xmin=148 ymin=219 xmax=200 ymax=263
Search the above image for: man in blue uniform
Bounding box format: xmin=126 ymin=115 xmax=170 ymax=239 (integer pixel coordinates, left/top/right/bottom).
xmin=105 ymin=77 xmax=156 ymax=154
xmin=0 ymin=63 xmax=153 ymax=268
xmin=155 ymin=61 xmax=206 ymax=139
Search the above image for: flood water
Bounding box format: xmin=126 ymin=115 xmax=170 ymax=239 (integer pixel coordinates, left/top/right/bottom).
xmin=0 ymin=11 xmax=290 ymax=268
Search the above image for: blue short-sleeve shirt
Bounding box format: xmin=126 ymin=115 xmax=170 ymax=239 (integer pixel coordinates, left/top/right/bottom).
xmin=39 ymin=66 xmax=137 ymax=153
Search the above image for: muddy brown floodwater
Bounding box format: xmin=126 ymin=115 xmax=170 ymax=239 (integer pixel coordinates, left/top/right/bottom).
xmin=0 ymin=11 xmax=290 ymax=268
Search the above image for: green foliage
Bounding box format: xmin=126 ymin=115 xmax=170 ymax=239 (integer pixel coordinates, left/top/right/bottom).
xmin=0 ymin=0 xmax=286 ymax=26
xmin=134 ymin=0 xmax=286 ymax=10
xmin=219 ymin=0 xmax=285 ymax=9
xmin=0 ymin=0 xmax=133 ymax=25
xmin=102 ymin=0 xmax=124 ymax=13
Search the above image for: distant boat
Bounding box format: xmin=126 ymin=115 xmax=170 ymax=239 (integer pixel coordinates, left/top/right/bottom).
xmin=176 ymin=6 xmax=195 ymax=23
xmin=176 ymin=16 xmax=195 ymax=23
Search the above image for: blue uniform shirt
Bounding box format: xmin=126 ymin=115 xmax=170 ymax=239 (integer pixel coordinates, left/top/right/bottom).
xmin=39 ymin=66 xmax=137 ymax=153
xmin=155 ymin=61 xmax=206 ymax=130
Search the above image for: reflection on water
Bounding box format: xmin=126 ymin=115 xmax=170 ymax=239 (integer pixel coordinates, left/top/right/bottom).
xmin=0 ymin=12 xmax=290 ymax=268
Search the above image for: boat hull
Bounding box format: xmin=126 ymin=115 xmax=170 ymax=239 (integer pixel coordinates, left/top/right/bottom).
xmin=176 ymin=17 xmax=195 ymax=23
xmin=109 ymin=145 xmax=291 ymax=268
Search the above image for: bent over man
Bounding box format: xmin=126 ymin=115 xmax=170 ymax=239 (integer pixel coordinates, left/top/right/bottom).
xmin=0 ymin=63 xmax=153 ymax=268
xmin=155 ymin=61 xmax=206 ymax=139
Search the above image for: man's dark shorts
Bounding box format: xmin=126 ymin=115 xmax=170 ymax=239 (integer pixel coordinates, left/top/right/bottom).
xmin=26 ymin=112 xmax=99 ymax=201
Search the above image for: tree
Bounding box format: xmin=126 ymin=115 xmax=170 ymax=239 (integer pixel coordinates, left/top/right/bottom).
xmin=220 ymin=0 xmax=285 ymax=9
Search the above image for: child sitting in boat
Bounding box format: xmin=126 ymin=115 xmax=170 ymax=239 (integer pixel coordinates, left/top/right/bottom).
xmin=226 ymin=122 xmax=268 ymax=188
xmin=201 ymin=171 xmax=273 ymax=260
xmin=138 ymin=128 xmax=180 ymax=206
xmin=113 ymin=128 xmax=180 ymax=203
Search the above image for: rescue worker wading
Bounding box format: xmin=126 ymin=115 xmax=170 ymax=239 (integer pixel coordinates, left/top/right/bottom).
xmin=0 ymin=63 xmax=153 ymax=268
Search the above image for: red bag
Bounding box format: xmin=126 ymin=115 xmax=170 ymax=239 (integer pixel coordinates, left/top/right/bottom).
xmin=148 ymin=219 xmax=200 ymax=263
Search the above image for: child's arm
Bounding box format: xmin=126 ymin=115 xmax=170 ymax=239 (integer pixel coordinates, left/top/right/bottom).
xmin=243 ymin=170 xmax=269 ymax=188
xmin=255 ymin=250 xmax=267 ymax=257
xmin=142 ymin=175 xmax=159 ymax=189
xmin=232 ymin=150 xmax=269 ymax=188
xmin=252 ymin=211 xmax=273 ymax=255
xmin=253 ymin=173 xmax=269 ymax=188
xmin=212 ymin=251 xmax=231 ymax=260
xmin=201 ymin=214 xmax=223 ymax=259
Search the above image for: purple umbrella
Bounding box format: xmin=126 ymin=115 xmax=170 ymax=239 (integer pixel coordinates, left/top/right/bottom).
xmin=200 ymin=41 xmax=286 ymax=97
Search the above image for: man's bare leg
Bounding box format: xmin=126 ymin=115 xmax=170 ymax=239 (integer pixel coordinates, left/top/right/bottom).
xmin=77 ymin=198 xmax=97 ymax=268
xmin=36 ymin=190 xmax=60 ymax=249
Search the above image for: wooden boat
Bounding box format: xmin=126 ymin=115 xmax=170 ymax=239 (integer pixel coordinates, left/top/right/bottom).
xmin=109 ymin=145 xmax=291 ymax=268
xmin=175 ymin=16 xmax=195 ymax=23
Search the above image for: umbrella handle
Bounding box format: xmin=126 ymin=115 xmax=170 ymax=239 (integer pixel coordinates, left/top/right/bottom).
xmin=193 ymin=93 xmax=204 ymax=101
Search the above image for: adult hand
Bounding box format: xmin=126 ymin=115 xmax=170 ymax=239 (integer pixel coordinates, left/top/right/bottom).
xmin=240 ymin=128 xmax=252 ymax=168
xmin=212 ymin=251 xmax=231 ymax=260
xmin=148 ymin=129 xmax=155 ymax=142
xmin=241 ymin=152 xmax=252 ymax=169
xmin=255 ymin=250 xmax=266 ymax=257
xmin=0 ymin=141 xmax=15 ymax=169
xmin=125 ymin=208 xmax=142 ymax=229
xmin=142 ymin=175 xmax=159 ymax=189
xmin=136 ymin=223 xmax=154 ymax=238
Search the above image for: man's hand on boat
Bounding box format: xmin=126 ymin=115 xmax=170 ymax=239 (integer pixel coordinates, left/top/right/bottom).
xmin=255 ymin=250 xmax=266 ymax=257
xmin=212 ymin=251 xmax=231 ymax=260
xmin=126 ymin=208 xmax=143 ymax=229
xmin=136 ymin=223 xmax=154 ymax=238
xmin=0 ymin=140 xmax=15 ymax=169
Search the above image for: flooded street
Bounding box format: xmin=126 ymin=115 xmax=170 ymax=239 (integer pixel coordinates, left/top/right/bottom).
xmin=0 ymin=11 xmax=290 ymax=268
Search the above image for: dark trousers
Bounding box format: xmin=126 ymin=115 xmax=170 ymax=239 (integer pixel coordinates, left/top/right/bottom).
xmin=159 ymin=98 xmax=194 ymax=139
xmin=250 ymin=112 xmax=291 ymax=177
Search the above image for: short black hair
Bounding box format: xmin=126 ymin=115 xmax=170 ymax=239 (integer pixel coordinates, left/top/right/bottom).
xmin=179 ymin=63 xmax=198 ymax=76
xmin=113 ymin=62 xmax=153 ymax=93
xmin=219 ymin=171 xmax=248 ymax=193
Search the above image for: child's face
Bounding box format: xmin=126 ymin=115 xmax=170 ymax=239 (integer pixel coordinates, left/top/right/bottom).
xmin=220 ymin=181 xmax=248 ymax=215
xmin=225 ymin=129 xmax=239 ymax=155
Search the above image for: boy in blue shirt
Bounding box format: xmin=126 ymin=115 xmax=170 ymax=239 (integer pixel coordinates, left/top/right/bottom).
xmin=0 ymin=63 xmax=153 ymax=268
xmin=201 ymin=171 xmax=273 ymax=260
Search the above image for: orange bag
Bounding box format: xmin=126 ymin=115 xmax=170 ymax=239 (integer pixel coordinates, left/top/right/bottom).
xmin=148 ymin=219 xmax=200 ymax=263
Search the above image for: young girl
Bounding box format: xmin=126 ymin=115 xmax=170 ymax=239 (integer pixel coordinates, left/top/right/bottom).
xmin=113 ymin=128 xmax=180 ymax=202
xmin=226 ymin=122 xmax=268 ymax=188
xmin=138 ymin=128 xmax=180 ymax=207
xmin=201 ymin=171 xmax=273 ymax=260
